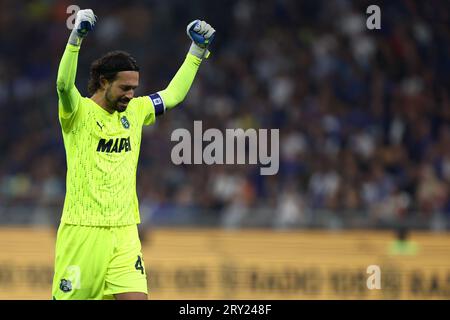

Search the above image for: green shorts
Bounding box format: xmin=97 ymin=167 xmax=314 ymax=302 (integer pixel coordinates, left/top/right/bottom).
xmin=52 ymin=223 xmax=148 ymax=300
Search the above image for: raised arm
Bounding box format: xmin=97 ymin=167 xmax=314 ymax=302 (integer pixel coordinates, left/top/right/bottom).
xmin=57 ymin=9 xmax=97 ymax=119
xmin=158 ymin=20 xmax=216 ymax=110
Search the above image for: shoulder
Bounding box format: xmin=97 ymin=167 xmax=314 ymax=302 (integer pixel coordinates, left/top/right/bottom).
xmin=129 ymin=96 xmax=152 ymax=108
xmin=59 ymin=96 xmax=91 ymax=130
xmin=78 ymin=96 xmax=93 ymax=111
xmin=128 ymin=96 xmax=155 ymax=117
xmin=127 ymin=96 xmax=158 ymax=126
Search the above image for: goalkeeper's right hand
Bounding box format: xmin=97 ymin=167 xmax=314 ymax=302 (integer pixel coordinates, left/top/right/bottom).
xmin=68 ymin=9 xmax=97 ymax=46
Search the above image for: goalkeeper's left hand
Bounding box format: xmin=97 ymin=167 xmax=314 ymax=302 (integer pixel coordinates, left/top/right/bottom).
xmin=68 ymin=9 xmax=97 ymax=46
xmin=187 ymin=20 xmax=216 ymax=59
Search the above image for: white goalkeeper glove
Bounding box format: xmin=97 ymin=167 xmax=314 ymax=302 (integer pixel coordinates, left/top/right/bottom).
xmin=68 ymin=9 xmax=97 ymax=46
xmin=187 ymin=20 xmax=216 ymax=59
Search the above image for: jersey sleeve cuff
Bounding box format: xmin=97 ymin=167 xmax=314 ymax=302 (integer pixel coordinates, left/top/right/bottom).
xmin=66 ymin=43 xmax=81 ymax=52
xmin=186 ymin=53 xmax=203 ymax=67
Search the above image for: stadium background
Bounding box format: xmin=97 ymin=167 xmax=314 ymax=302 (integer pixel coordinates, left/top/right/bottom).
xmin=0 ymin=0 xmax=449 ymax=299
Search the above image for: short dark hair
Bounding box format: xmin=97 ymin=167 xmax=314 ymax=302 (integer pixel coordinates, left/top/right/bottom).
xmin=88 ymin=51 xmax=139 ymax=95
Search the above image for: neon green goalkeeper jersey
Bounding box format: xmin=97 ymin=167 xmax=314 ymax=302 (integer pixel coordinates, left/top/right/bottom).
xmin=57 ymin=44 xmax=201 ymax=226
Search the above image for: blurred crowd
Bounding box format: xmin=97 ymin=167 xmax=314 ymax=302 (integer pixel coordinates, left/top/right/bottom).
xmin=0 ymin=0 xmax=449 ymax=229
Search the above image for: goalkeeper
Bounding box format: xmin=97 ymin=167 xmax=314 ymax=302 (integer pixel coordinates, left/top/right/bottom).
xmin=52 ymin=9 xmax=215 ymax=300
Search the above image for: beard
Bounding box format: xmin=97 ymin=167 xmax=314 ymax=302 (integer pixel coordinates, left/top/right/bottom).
xmin=105 ymin=88 xmax=130 ymax=113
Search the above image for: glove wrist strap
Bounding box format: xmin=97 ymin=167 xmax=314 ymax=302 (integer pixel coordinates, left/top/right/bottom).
xmin=188 ymin=42 xmax=210 ymax=59
xmin=68 ymin=29 xmax=83 ymax=46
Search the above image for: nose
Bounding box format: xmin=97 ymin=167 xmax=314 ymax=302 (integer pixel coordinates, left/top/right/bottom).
xmin=125 ymin=90 xmax=134 ymax=100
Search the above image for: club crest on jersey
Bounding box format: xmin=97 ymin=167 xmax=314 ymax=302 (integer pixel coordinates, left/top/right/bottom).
xmin=59 ymin=279 xmax=72 ymax=293
xmin=121 ymin=116 xmax=130 ymax=129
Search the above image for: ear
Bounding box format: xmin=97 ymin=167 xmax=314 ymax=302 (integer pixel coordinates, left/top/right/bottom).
xmin=99 ymin=75 xmax=110 ymax=90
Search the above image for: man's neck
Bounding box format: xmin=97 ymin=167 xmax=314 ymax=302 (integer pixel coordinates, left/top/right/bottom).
xmin=91 ymin=92 xmax=114 ymax=114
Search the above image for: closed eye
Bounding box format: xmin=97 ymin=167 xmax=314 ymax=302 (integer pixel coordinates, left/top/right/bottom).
xmin=120 ymin=85 xmax=138 ymax=91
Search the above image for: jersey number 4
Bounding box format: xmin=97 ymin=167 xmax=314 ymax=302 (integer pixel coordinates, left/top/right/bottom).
xmin=135 ymin=255 xmax=144 ymax=274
